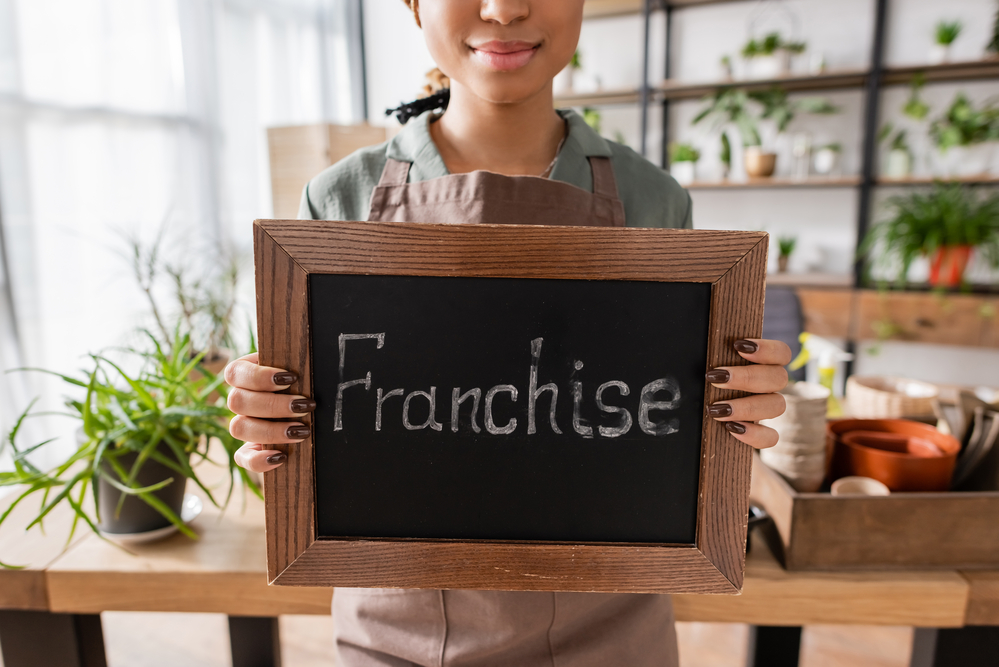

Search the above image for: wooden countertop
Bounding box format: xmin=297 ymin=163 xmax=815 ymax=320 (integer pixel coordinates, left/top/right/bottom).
xmin=0 ymin=469 xmax=992 ymax=626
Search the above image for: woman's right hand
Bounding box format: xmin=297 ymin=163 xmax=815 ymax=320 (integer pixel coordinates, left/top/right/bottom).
xmin=225 ymin=353 xmax=316 ymax=473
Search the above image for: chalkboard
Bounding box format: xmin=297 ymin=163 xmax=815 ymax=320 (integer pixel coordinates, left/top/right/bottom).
xmin=311 ymin=274 xmax=709 ymax=544
xmin=255 ymin=219 xmax=767 ymax=594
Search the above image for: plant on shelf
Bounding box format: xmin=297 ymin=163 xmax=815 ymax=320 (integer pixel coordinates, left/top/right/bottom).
xmin=903 ymin=74 xmax=930 ymax=121
xmin=929 ymin=93 xmax=999 ymax=177
xmin=554 ymin=49 xmax=582 ymax=95
xmin=777 ymin=236 xmax=797 ymax=273
xmin=741 ymin=32 xmax=807 ymax=79
xmin=813 ymin=142 xmax=842 ymax=176
xmin=931 ymin=20 xmax=962 ymax=64
xmin=879 ymin=123 xmax=912 ymax=179
xmin=668 ymin=143 xmax=700 ymax=185
xmin=988 ymin=3 xmax=999 ymax=56
xmin=860 ymin=183 xmax=999 ymax=288
xmin=0 ymin=334 xmax=256 ymax=568
xmin=582 ymin=107 xmax=602 ymax=135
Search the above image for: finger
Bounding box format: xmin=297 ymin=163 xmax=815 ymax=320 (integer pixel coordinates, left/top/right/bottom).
xmin=708 ymin=393 xmax=786 ymax=423
xmin=706 ymin=364 xmax=788 ymax=394
xmin=229 ymin=414 xmax=311 ymax=444
xmin=234 ymin=442 xmax=287 ymax=473
xmin=227 ymin=388 xmax=316 ymax=419
xmin=224 ymin=355 xmax=299 ymax=392
xmin=722 ymin=421 xmax=779 ymax=450
xmin=732 ymin=339 xmax=792 ymax=366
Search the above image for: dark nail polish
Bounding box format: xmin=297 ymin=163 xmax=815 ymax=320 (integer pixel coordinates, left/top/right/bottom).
xmin=734 ymin=339 xmax=759 ymax=354
xmin=725 ymin=422 xmax=747 ymax=434
xmin=266 ymin=453 xmax=287 ymax=465
xmin=708 ymin=403 xmax=733 ymax=418
xmin=286 ymin=425 xmax=311 ymax=439
xmin=290 ymin=398 xmax=317 ymax=413
xmin=273 ymin=372 xmax=298 ymax=386
xmin=705 ymin=369 xmax=731 ymax=384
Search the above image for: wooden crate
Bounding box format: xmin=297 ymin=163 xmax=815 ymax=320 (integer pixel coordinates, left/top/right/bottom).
xmin=751 ymin=454 xmax=999 ymax=571
xmin=267 ymin=123 xmax=387 ymax=219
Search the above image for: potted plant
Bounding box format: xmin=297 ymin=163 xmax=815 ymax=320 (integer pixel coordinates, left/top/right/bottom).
xmin=668 ymin=143 xmax=700 ymax=185
xmin=554 ymin=50 xmax=582 ymax=95
xmin=777 ymin=236 xmax=797 ymax=273
xmin=879 ymin=124 xmax=912 ymax=179
xmin=988 ymin=4 xmax=999 ymax=58
xmin=0 ymin=333 xmax=255 ymax=567
xmin=929 ymin=93 xmax=999 ymax=177
xmin=741 ymin=32 xmax=806 ymax=79
xmin=860 ymin=184 xmax=999 ymax=288
xmin=813 ymin=143 xmax=842 ymax=175
xmin=930 ymin=20 xmax=962 ymax=64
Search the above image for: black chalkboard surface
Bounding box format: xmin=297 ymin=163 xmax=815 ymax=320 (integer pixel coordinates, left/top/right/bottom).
xmin=255 ymin=219 xmax=767 ymax=593
xmin=310 ymin=274 xmax=710 ymax=545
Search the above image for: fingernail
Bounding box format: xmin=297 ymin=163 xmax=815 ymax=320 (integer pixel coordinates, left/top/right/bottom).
xmin=725 ymin=422 xmax=747 ymax=434
xmin=708 ymin=403 xmax=733 ymax=418
xmin=286 ymin=425 xmax=311 ymax=439
xmin=266 ymin=453 xmax=287 ymax=465
xmin=734 ymin=339 xmax=759 ymax=354
xmin=705 ymin=369 xmax=731 ymax=384
xmin=290 ymin=398 xmax=317 ymax=413
xmin=273 ymin=372 xmax=298 ymax=386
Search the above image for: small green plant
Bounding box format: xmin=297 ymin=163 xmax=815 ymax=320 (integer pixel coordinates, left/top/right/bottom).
xmin=903 ymin=74 xmax=930 ymax=121
xmin=929 ymin=94 xmax=999 ymax=151
xmin=693 ymin=87 xmax=837 ymax=148
xmin=751 ymin=87 xmax=839 ymax=134
xmin=778 ymin=236 xmax=798 ymax=257
xmin=0 ymin=333 xmax=256 ymax=568
xmin=988 ymin=3 xmax=999 ymax=54
xmin=669 ymin=143 xmax=701 ymax=163
xmin=935 ymin=20 xmax=962 ymax=46
xmin=569 ymin=50 xmax=581 ymax=70
xmin=582 ymin=107 xmax=602 ymax=134
xmin=741 ymin=33 xmax=806 ymax=58
xmin=720 ymin=133 xmax=732 ymax=171
xmin=860 ymin=184 xmax=999 ymax=286
xmin=817 ymin=142 xmax=842 ymax=153
xmin=879 ymin=123 xmax=910 ymax=153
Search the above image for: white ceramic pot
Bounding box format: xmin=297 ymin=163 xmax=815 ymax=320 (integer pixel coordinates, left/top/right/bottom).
xmin=553 ymin=67 xmax=575 ymax=96
xmin=945 ymin=143 xmax=995 ymax=177
xmin=813 ymin=148 xmax=838 ymax=175
xmin=759 ymin=382 xmax=832 ymax=492
xmin=670 ymin=160 xmax=696 ymax=185
xmin=929 ymin=44 xmax=951 ymax=65
xmin=749 ymin=53 xmax=788 ymax=79
xmin=885 ymin=149 xmax=911 ymax=179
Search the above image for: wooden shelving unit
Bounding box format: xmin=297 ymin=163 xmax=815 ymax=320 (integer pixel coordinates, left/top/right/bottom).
xmin=583 ymin=0 xmax=644 ymax=19
xmin=877 ymin=175 xmax=999 ymax=187
xmin=657 ymin=70 xmax=869 ymax=101
xmin=554 ymin=88 xmax=642 ymax=108
xmin=686 ymin=176 xmax=861 ymax=190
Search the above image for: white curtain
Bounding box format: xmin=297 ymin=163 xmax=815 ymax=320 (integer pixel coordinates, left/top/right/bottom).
xmin=0 ymin=0 xmax=363 ymax=471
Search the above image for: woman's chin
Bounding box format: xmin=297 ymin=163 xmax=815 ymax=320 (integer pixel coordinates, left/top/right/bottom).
xmin=464 ymin=79 xmax=554 ymax=107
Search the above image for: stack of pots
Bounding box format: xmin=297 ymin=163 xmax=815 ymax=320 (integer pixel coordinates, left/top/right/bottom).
xmin=760 ymin=382 xmax=831 ymax=492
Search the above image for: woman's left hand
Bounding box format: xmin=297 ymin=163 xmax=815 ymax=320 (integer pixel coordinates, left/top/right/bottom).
xmin=706 ymin=338 xmax=791 ymax=450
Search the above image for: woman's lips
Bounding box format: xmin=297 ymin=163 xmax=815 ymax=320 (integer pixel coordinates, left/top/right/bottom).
xmin=470 ymin=40 xmax=539 ymax=71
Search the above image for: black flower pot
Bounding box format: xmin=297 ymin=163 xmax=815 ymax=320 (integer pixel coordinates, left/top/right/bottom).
xmin=98 ymin=444 xmax=189 ymax=534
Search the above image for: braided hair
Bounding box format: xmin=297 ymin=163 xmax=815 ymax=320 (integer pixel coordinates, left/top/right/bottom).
xmin=386 ymin=65 xmax=451 ymax=124
xmin=401 ymin=0 xmax=421 ymax=27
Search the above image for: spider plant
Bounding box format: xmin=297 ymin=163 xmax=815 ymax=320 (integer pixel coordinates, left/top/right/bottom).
xmin=860 ymin=184 xmax=999 ymax=287
xmin=935 ymin=20 xmax=962 ymax=46
xmin=0 ymin=333 xmax=256 ymax=569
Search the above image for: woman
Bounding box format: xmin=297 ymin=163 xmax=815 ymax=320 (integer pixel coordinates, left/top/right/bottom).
xmin=227 ymin=1 xmax=790 ymax=664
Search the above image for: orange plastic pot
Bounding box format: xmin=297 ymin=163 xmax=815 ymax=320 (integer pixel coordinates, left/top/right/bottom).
xmin=828 ymin=419 xmax=960 ymax=492
xmin=928 ymin=245 xmax=972 ymax=288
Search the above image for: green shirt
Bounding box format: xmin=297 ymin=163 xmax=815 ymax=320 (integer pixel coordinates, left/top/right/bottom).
xmin=299 ymin=109 xmax=692 ymax=229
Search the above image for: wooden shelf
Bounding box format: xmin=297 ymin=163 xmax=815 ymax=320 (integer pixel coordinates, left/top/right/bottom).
xmin=767 ymin=272 xmax=854 ymax=288
xmin=877 ymin=175 xmax=999 ymax=187
xmin=554 ymin=88 xmax=642 ymax=107
xmin=882 ymin=60 xmax=999 ymax=86
xmin=685 ymin=176 xmax=861 ymax=189
xmin=658 ymin=70 xmax=869 ymax=101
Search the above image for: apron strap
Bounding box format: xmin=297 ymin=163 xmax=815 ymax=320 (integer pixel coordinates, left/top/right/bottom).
xmin=588 ymin=156 xmax=619 ymax=200
xmin=377 ymin=158 xmax=412 ymax=187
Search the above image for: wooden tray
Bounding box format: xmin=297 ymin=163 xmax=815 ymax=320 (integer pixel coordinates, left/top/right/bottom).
xmin=751 ymin=454 xmax=999 ymax=571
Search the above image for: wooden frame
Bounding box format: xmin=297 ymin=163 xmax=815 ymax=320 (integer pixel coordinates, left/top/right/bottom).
xmin=254 ymin=219 xmax=768 ymax=594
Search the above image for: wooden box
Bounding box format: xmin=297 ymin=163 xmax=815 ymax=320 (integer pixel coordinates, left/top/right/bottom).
xmin=751 ymin=454 xmax=999 ymax=571
xmin=267 ymin=123 xmax=387 ymax=219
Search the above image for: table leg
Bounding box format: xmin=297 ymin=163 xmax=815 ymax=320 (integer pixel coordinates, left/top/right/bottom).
xmin=229 ymin=615 xmax=282 ymax=667
xmin=745 ymin=625 xmax=802 ymax=667
xmin=0 ymin=610 xmax=107 ymax=667
xmin=910 ymin=627 xmax=999 ymax=667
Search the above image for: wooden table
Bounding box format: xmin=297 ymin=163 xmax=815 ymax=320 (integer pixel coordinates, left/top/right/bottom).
xmin=1 ymin=481 xmax=996 ymax=667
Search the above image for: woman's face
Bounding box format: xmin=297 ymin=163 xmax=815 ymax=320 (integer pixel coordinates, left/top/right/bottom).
xmin=419 ymin=0 xmax=583 ymax=104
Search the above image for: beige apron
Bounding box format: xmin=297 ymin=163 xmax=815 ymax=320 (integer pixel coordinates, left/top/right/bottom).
xmin=331 ymin=154 xmax=678 ymax=667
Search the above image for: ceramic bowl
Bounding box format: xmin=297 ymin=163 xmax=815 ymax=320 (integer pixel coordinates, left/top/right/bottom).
xmin=828 ymin=419 xmax=960 ymax=492
xmin=830 ymin=476 xmax=891 ymax=496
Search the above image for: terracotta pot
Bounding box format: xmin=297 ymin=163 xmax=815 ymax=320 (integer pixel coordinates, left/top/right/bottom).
xmin=928 ymin=245 xmax=972 ymax=288
xmin=828 ymin=419 xmax=960 ymax=492
xmin=744 ymin=146 xmax=776 ymax=178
